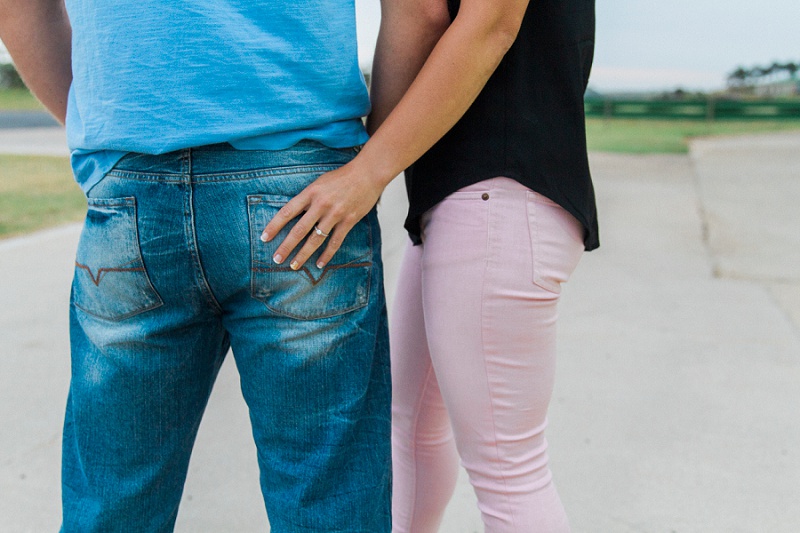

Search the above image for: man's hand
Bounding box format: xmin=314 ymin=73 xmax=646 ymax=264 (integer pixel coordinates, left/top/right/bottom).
xmin=260 ymin=159 xmax=390 ymax=270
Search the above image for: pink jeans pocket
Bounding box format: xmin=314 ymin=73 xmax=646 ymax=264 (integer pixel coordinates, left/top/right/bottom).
xmin=526 ymin=190 xmax=585 ymax=294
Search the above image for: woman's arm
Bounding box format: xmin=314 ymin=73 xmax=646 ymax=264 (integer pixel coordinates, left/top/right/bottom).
xmin=0 ymin=0 xmax=72 ymax=123
xmin=262 ymin=0 xmax=530 ymax=270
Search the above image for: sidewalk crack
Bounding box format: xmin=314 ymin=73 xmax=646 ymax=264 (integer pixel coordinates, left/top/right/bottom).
xmin=687 ymin=148 xmax=721 ymax=279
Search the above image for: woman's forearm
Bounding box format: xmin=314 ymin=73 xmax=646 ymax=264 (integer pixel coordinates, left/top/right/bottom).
xmin=0 ymin=0 xmax=72 ymax=123
xmin=356 ymin=0 xmax=530 ymax=187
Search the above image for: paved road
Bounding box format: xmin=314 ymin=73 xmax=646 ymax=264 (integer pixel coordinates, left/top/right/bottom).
xmin=0 ymin=124 xmax=67 ymax=156
xmin=0 ymin=111 xmax=60 ymax=130
xmin=2 ymin=130 xmax=799 ymax=531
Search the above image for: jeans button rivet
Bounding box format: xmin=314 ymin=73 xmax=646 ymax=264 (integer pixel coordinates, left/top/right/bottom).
xmin=482 ymin=193 xmax=490 ymax=201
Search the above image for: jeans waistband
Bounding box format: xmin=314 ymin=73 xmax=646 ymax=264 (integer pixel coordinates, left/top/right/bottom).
xmin=109 ymin=141 xmax=359 ymax=181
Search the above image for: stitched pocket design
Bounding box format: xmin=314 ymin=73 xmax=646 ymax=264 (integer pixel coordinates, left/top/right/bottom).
xmin=526 ymin=191 xmax=584 ymax=294
xmin=248 ymin=195 xmax=372 ymax=320
xmin=73 ymin=197 xmax=163 ymax=321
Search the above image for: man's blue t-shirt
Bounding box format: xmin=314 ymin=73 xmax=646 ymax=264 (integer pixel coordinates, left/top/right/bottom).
xmin=64 ymin=1 xmax=370 ymax=191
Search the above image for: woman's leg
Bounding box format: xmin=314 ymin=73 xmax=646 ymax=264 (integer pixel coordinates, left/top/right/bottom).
xmin=391 ymin=241 xmax=460 ymax=533
xmin=420 ymin=177 xmax=585 ymax=532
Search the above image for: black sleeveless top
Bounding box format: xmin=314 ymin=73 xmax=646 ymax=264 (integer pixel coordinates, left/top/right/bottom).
xmin=404 ymin=0 xmax=599 ymax=251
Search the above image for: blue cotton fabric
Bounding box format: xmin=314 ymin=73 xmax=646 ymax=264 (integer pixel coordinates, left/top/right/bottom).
xmin=64 ymin=0 xmax=370 ymax=192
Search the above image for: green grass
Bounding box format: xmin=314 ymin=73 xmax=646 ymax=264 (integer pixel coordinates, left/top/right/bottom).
xmin=0 ymin=88 xmax=44 ymax=111
xmin=0 ymin=155 xmax=85 ymax=238
xmin=586 ymin=118 xmax=800 ymax=154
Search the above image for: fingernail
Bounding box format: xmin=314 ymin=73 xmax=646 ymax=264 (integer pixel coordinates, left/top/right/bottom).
xmin=316 ymin=261 xmax=325 ymax=269
xmin=290 ymin=260 xmax=299 ymax=270
xmin=260 ymin=232 xmax=269 ymax=242
xmin=273 ymin=254 xmax=283 ymax=264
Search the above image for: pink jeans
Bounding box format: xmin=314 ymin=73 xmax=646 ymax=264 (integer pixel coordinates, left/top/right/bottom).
xmin=391 ymin=177 xmax=585 ymax=532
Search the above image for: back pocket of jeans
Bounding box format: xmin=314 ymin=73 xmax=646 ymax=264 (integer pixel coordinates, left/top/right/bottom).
xmin=72 ymin=197 xmax=163 ymax=321
xmin=248 ymin=194 xmax=372 ymax=320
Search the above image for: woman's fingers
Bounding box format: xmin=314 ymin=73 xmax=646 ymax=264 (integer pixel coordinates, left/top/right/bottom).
xmin=287 ymin=218 xmax=338 ymax=270
xmin=314 ymin=224 xmax=351 ymax=270
xmin=262 ymin=195 xmax=315 ymax=265
xmin=261 ymin=163 xmax=385 ymax=269
xmin=261 ymin=188 xmax=348 ymax=270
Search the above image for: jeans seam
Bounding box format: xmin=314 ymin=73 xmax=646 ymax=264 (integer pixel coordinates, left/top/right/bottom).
xmin=481 ymin=189 xmax=515 ymax=529
xmin=252 ymin=260 xmax=372 ymax=285
xmin=183 ymin=172 xmax=223 ymax=314
xmin=408 ymin=359 xmax=436 ymax=532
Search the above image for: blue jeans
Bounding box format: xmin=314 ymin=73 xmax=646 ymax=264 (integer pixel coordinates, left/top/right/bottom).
xmin=62 ymin=142 xmax=391 ymax=532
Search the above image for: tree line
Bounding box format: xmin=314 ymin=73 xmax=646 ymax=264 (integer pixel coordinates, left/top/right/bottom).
xmin=727 ymin=61 xmax=799 ymax=88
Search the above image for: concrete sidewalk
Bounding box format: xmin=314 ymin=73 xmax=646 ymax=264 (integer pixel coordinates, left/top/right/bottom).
xmin=1 ymin=131 xmax=799 ymax=531
xmin=0 ymin=125 xmax=68 ymax=156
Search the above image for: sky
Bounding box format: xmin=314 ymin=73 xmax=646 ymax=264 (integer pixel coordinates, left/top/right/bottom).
xmin=356 ymin=0 xmax=800 ymax=92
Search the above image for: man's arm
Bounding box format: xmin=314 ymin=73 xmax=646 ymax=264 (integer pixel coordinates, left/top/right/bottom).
xmin=262 ymin=0 xmax=529 ymax=270
xmin=0 ymin=0 xmax=72 ymax=123
xmin=366 ymin=0 xmax=451 ymax=136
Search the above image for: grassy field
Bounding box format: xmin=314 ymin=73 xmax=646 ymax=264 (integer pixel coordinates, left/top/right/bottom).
xmin=0 ymin=155 xmax=85 ymax=238
xmin=586 ymin=117 xmax=800 ymax=153
xmin=0 ymin=88 xmax=43 ymax=111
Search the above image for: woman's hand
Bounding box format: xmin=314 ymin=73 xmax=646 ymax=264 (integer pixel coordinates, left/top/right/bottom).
xmin=259 ymin=158 xmax=391 ymax=270
xmin=261 ymin=0 xmax=529 ymax=269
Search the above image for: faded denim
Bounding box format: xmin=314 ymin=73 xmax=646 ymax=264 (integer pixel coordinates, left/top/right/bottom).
xmin=62 ymin=142 xmax=392 ymax=532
